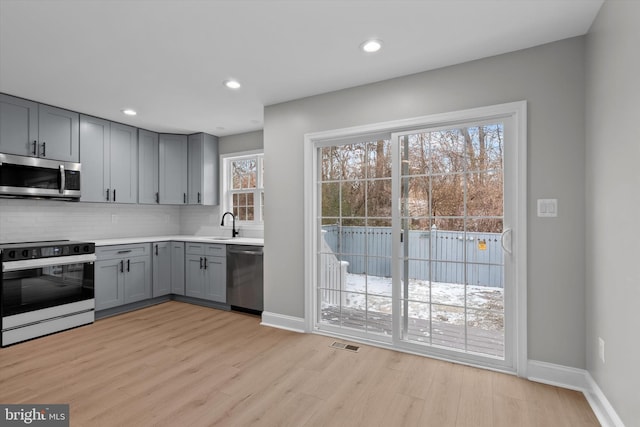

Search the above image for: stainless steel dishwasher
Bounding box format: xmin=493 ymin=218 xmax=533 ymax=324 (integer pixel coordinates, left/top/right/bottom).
xmin=226 ymin=245 xmax=263 ymax=314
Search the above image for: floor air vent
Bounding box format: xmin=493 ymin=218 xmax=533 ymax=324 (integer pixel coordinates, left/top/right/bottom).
xmin=330 ymin=341 xmax=360 ymax=352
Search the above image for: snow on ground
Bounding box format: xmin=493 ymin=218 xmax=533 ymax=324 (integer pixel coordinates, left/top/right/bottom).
xmin=329 ymin=273 xmax=504 ymax=329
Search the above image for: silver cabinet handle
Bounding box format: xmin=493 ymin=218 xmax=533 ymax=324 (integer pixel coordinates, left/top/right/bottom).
xmin=106 ymin=188 xmax=110 ymax=201
xmin=41 ymin=142 xmax=46 ymax=157
xmin=32 ymin=140 xmax=37 ymax=156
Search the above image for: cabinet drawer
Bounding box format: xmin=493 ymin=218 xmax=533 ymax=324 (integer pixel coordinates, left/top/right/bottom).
xmin=205 ymin=244 xmax=225 ymax=257
xmin=185 ymin=243 xmax=205 ymax=255
xmin=96 ymin=243 xmax=150 ymax=260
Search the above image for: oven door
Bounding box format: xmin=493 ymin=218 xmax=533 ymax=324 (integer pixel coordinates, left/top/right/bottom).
xmin=1 ymin=254 xmax=95 ymax=317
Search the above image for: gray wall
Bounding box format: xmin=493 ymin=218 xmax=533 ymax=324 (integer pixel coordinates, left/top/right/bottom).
xmin=218 ymin=130 xmax=263 ymax=155
xmin=586 ymin=1 xmax=640 ymax=425
xmin=264 ymin=37 xmax=586 ymax=368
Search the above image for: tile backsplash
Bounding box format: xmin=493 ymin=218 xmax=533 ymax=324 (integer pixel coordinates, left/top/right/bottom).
xmin=0 ymin=199 xmax=180 ymax=243
xmin=0 ymin=199 xmax=264 ymax=243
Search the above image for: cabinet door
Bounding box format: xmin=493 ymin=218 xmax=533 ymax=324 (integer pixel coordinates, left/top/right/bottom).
xmin=204 ymin=256 xmax=226 ymax=303
xmin=171 ymin=242 xmax=185 ymax=295
xmin=124 ymin=256 xmax=152 ymax=304
xmin=152 ymin=242 xmax=171 ymax=297
xmin=95 ymin=259 xmax=125 ymax=310
xmin=159 ymin=134 xmax=187 ymax=205
xmin=138 ymin=129 xmax=159 ymax=204
xmin=110 ymin=123 xmax=138 ymax=204
xmin=185 ymin=254 xmax=205 ymax=299
xmin=187 ymin=133 xmax=219 ymax=205
xmin=0 ymin=94 xmax=38 ymax=157
xmin=79 ymin=115 xmax=110 ymax=202
xmin=187 ymin=133 xmax=203 ymax=205
xmin=38 ymin=104 xmax=79 ymax=162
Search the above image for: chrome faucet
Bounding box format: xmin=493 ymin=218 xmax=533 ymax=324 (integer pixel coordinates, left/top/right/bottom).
xmin=221 ymin=212 xmax=239 ymax=238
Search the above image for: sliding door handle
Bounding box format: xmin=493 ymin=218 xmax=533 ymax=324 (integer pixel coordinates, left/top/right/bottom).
xmin=501 ymin=228 xmax=512 ymax=255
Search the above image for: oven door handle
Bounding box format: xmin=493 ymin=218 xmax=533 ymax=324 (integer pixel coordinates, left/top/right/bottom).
xmin=2 ymin=254 xmax=97 ymax=272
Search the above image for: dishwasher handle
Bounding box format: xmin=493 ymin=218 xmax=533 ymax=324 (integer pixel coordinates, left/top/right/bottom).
xmin=227 ymin=249 xmax=263 ymax=256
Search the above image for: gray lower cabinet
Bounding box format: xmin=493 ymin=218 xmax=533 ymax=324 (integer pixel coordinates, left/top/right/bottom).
xmin=159 ymin=134 xmax=187 ymax=205
xmin=80 ymin=115 xmax=137 ymax=203
xmin=95 ymin=258 xmax=125 ymax=310
xmin=95 ymin=244 xmax=152 ymax=311
xmin=171 ymin=242 xmax=185 ymax=295
xmin=0 ymin=94 xmax=79 ymax=162
xmin=152 ymin=242 xmax=171 ymax=297
xmin=185 ymin=243 xmax=226 ymax=303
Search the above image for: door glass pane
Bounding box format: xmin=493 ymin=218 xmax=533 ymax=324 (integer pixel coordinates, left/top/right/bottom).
xmin=400 ymin=123 xmax=505 ymax=359
xmin=318 ymin=138 xmax=393 ymax=340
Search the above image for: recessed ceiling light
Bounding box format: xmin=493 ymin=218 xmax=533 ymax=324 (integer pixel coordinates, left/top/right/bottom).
xmin=223 ymin=79 xmax=241 ymax=89
xmin=121 ymin=109 xmax=137 ymax=116
xmin=360 ymin=39 xmax=383 ymax=53
xmin=216 ymin=126 xmax=225 ymax=131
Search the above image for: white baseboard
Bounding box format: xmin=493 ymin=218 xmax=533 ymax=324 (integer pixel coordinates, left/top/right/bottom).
xmin=583 ymin=374 xmax=626 ymax=427
xmin=527 ymin=360 xmax=625 ymax=427
xmin=260 ymin=311 xmax=306 ymax=333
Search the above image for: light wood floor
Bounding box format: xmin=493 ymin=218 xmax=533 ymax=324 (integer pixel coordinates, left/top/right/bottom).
xmin=0 ymin=301 xmax=599 ymax=426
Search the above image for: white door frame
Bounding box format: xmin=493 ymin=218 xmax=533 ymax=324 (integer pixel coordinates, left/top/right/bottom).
xmin=303 ymin=101 xmax=527 ymax=376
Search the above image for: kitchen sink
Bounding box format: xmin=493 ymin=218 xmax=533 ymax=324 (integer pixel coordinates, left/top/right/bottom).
xmin=206 ymin=236 xmax=234 ymax=241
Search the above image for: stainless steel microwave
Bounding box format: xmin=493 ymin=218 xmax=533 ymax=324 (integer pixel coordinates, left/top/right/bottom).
xmin=0 ymin=153 xmax=81 ymax=200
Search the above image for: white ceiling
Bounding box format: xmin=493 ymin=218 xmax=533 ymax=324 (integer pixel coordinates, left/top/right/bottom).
xmin=0 ymin=0 xmax=603 ymax=137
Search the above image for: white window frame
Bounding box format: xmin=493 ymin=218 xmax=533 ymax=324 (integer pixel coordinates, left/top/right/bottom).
xmin=220 ymin=150 xmax=264 ymax=229
xmin=304 ymin=101 xmax=527 ymax=376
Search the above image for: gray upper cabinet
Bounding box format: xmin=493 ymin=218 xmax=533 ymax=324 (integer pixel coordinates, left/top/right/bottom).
xmin=79 ymin=116 xmax=109 ymax=202
xmin=80 ymin=115 xmax=137 ymax=203
xmin=38 ymin=104 xmax=80 ymax=162
xmin=0 ymin=94 xmax=79 ymax=162
xmin=0 ymin=94 xmax=38 ymax=156
xmin=159 ymin=134 xmax=188 ymax=205
xmin=138 ymin=129 xmax=159 ymax=204
xmin=187 ymin=133 xmax=219 ymax=205
xmin=109 ymin=123 xmax=138 ymax=203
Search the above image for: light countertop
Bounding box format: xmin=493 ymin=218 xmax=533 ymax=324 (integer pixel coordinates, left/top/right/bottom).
xmin=92 ymin=235 xmax=264 ymax=247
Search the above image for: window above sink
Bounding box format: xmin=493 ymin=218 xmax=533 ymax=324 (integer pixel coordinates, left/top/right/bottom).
xmin=220 ymin=150 xmax=264 ymax=229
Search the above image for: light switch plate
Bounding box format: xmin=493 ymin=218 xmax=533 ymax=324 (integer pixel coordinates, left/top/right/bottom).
xmin=537 ymin=199 xmax=558 ymax=217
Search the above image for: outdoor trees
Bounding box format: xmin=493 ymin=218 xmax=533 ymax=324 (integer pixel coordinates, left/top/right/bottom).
xmin=320 ymin=123 xmax=504 ymax=233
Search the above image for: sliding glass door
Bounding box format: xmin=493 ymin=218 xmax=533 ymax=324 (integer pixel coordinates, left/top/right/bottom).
xmin=311 ymin=104 xmax=523 ymax=370
xmin=394 ymin=123 xmax=507 ymax=360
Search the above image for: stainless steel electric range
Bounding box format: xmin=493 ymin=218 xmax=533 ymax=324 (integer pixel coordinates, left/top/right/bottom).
xmin=0 ymin=240 xmax=96 ymax=347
